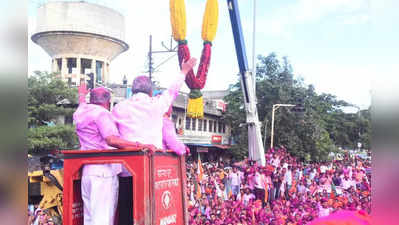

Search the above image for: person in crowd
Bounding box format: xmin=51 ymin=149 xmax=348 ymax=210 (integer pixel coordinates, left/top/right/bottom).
xmin=254 ymin=166 xmax=266 ymax=206
xmin=229 ymin=167 xmax=241 ymax=197
xmin=186 ymin=147 xmax=371 ymax=224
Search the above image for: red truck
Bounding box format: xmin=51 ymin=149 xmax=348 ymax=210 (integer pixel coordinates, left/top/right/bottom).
xmin=62 ymin=148 xmax=188 ymax=225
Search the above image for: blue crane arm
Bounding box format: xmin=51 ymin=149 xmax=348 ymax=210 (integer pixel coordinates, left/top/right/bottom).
xmin=227 ymin=0 xmax=250 ymax=103
xmin=226 ymin=0 xmax=266 ymax=166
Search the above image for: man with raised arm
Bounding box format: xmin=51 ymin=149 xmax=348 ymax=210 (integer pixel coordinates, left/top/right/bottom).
xmin=112 ymin=58 xmax=197 ymax=150
xmin=153 ymin=90 xmax=190 ymax=156
xmin=74 ymin=85 xmax=151 ymax=225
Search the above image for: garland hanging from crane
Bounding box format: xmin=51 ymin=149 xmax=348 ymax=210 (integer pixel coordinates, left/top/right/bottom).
xmin=170 ymin=0 xmax=219 ymax=118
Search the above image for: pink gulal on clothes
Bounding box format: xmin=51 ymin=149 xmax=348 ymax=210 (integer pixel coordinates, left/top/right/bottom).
xmin=112 ymin=73 xmax=185 ymax=149
xmin=73 ymin=103 xmax=122 ymax=176
xmin=73 ymin=101 xmax=121 ymax=225
xmin=162 ymin=116 xmax=187 ymax=155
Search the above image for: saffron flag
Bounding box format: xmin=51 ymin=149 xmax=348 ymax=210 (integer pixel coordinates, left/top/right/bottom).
xmin=196 ymin=154 xmax=204 ymax=199
xmin=197 ymin=154 xmax=204 ymax=182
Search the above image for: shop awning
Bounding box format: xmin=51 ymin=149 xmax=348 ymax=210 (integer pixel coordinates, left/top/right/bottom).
xmin=186 ymin=143 xmax=230 ymax=150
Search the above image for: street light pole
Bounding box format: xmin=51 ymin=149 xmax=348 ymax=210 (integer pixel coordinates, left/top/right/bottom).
xmin=270 ymin=104 xmax=296 ymax=149
xmin=147 ymin=35 xmax=178 ymax=82
xmin=263 ymin=119 xmax=268 ymax=150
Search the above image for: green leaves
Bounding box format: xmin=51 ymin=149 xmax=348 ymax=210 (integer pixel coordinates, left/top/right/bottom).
xmin=28 ymin=71 xmax=79 ymax=153
xmin=28 ymin=125 xmax=79 ymax=153
xmin=28 ymin=71 xmax=77 ymax=128
xmin=224 ymin=53 xmax=371 ymax=162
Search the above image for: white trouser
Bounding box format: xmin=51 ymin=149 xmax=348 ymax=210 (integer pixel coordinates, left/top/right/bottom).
xmin=81 ymin=175 xmax=119 ymax=225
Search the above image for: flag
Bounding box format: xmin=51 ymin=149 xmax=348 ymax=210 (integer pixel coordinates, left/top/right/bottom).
xmin=196 ymin=154 xmax=204 ymax=199
xmin=197 ymin=154 xmax=204 ymax=182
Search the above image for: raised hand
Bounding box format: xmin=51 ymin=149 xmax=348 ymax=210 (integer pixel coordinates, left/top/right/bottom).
xmin=78 ymin=82 xmax=90 ymax=103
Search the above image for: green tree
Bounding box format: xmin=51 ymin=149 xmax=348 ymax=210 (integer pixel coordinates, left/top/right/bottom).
xmin=28 ymin=71 xmax=79 ymax=153
xmin=224 ymin=53 xmax=371 ymax=162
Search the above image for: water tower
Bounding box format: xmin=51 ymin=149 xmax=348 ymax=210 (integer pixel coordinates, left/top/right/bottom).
xmin=31 ymin=1 xmax=129 ymax=86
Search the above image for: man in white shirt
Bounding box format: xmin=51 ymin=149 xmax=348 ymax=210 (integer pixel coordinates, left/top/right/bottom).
xmin=242 ymin=188 xmax=255 ymax=206
xmin=272 ymin=156 xmax=280 ymax=168
xmin=309 ymin=168 xmax=317 ymax=180
xmin=318 ymin=201 xmax=331 ymax=217
xmin=320 ymin=163 xmax=327 ymax=174
xmin=297 ymin=181 xmax=307 ymax=196
xmin=229 ymin=167 xmax=241 ymax=197
xmin=254 ymin=167 xmax=266 ymax=206
xmin=284 ymin=166 xmax=293 ymax=199
xmin=112 ymin=58 xmax=196 ymax=149
xmin=214 ymin=180 xmax=228 ymax=201
xmin=341 ymin=175 xmax=352 ymax=191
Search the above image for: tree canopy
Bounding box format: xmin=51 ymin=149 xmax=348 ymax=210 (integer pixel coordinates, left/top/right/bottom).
xmin=28 ymin=71 xmax=79 ymax=153
xmin=223 ymin=53 xmax=371 ymax=162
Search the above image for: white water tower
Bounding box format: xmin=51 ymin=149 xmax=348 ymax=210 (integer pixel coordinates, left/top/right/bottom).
xmin=31 ymin=1 xmax=129 ymax=86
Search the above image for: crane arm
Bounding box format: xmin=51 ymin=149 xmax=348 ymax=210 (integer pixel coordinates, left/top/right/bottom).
xmin=227 ymin=0 xmax=265 ymax=166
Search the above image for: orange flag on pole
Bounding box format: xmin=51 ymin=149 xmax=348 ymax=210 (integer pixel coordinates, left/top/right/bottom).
xmin=196 ymin=154 xmax=204 ymax=199
xmin=197 ymin=154 xmax=204 ymax=182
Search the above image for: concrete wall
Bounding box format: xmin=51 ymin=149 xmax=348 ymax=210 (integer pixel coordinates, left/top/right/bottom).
xmin=34 ymin=32 xmax=126 ymax=60
xmin=36 ymin=1 xmax=126 ymax=41
xmin=32 ymin=1 xmax=129 ymax=86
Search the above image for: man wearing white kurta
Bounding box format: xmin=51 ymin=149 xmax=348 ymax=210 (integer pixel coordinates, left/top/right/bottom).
xmin=74 ymin=86 xmax=144 ymax=225
xmin=112 ymin=58 xmax=196 ymax=149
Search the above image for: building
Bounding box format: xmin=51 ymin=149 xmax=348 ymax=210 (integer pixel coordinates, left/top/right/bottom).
xmin=31 ymin=1 xmax=129 ymax=86
xmin=172 ymin=91 xmax=231 ymax=162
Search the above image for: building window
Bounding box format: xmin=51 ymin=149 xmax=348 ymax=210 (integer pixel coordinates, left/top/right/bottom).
xmin=185 ymin=117 xmax=191 ymax=130
xmin=192 ymin=118 xmax=197 ymax=131
xmin=81 ymin=58 xmax=92 ymax=74
xmin=209 ymin=120 xmax=213 ymax=132
xmin=67 ymin=58 xmax=77 ymax=74
xmin=223 ymin=123 xmax=226 ymax=133
xmin=218 ymin=122 xmax=223 ymax=133
xmin=203 ymin=119 xmax=207 ymax=132
xmin=96 ymin=60 xmax=103 ymax=84
xmin=214 ymin=121 xmax=217 ymax=133
xmin=56 ymin=58 xmax=62 ymax=72
xmin=198 ymin=119 xmax=202 ymax=131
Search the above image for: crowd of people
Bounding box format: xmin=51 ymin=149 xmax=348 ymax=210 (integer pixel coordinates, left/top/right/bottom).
xmin=27 ymin=206 xmax=58 ymax=225
xmin=186 ymin=147 xmax=371 ymax=224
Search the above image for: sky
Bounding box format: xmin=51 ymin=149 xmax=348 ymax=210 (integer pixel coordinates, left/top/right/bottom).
xmin=28 ymin=0 xmax=399 ymax=111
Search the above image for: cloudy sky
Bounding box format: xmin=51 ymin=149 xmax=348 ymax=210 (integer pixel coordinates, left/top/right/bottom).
xmin=28 ymin=0 xmax=399 ymax=110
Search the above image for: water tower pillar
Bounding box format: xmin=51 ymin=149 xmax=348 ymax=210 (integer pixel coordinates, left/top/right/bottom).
xmin=31 ymin=1 xmax=129 ymax=86
xmin=76 ymin=57 xmax=81 ymax=84
xmin=52 ymin=59 xmax=58 ymax=73
xmin=61 ymin=58 xmax=67 ymax=77
xmin=91 ymin=59 xmax=96 ymax=83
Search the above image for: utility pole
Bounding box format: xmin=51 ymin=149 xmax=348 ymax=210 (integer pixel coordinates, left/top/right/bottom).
xmin=148 ymin=35 xmax=153 ymax=81
xmin=270 ymin=104 xmax=296 ymax=149
xmin=147 ymin=35 xmax=178 ymax=82
xmin=263 ymin=119 xmax=268 ymax=150
xmin=227 ymin=0 xmax=265 ymax=166
xmin=252 ymin=0 xmax=257 ymax=90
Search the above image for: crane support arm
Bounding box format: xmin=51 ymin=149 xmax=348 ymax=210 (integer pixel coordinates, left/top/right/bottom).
xmin=227 ymin=0 xmax=265 ymax=166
